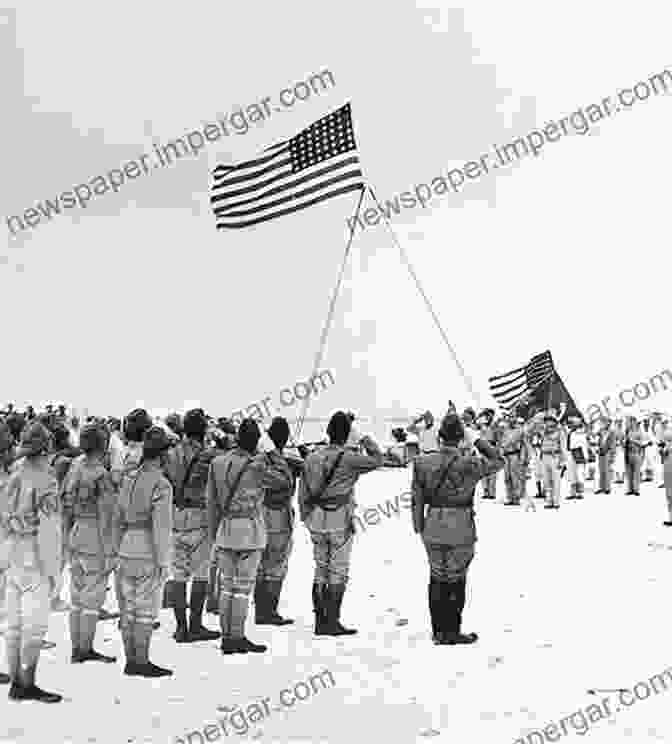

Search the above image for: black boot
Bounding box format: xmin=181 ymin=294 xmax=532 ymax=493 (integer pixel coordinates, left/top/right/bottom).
xmin=258 ymin=580 xmax=293 ymax=626
xmin=322 ymin=585 xmax=357 ymax=636
xmin=236 ymin=637 xmax=268 ymax=653
xmin=535 ymin=481 xmax=544 ymax=498
xmin=312 ymin=583 xmax=328 ymax=635
xmin=188 ymin=580 xmax=221 ymax=641
xmin=441 ymin=579 xmax=477 ymax=645
xmin=162 ymin=579 xmax=175 ymax=609
xmin=172 ymin=582 xmax=190 ymax=643
xmin=428 ymin=580 xmax=443 ymax=644
xmin=254 ymin=580 xmax=271 ymax=624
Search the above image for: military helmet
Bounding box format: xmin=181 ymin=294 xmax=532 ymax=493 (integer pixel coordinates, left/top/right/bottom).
xmin=183 ymin=408 xmax=208 ymax=438
xmin=124 ymin=408 xmax=153 ymax=442
xmin=15 ymin=421 xmax=52 ymax=458
xmin=143 ymin=425 xmax=174 ymax=458
xmin=79 ymin=423 xmax=107 ymax=454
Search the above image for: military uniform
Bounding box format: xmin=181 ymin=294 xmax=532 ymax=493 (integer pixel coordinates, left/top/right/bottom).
xmin=115 ymin=426 xmax=173 ymax=677
xmin=254 ymin=448 xmax=303 ymax=625
xmin=566 ymin=422 xmax=588 ymax=499
xmin=476 ymin=422 xmax=498 ymax=500
xmin=624 ymin=422 xmax=645 ymax=495
xmin=62 ymin=443 xmax=118 ymax=662
xmin=596 ymin=423 xmax=616 ymax=494
xmin=412 ymin=423 xmax=504 ymax=644
xmin=299 ymin=433 xmax=382 ymax=636
xmin=207 ymin=440 xmax=288 ymax=652
xmin=164 ymin=434 xmax=221 ymax=642
xmin=499 ymin=422 xmax=531 ymax=505
xmin=640 ymin=423 xmax=655 ymax=483
xmin=540 ymin=418 xmax=567 ymax=508
xmin=1 ymin=423 xmax=63 ymax=702
xmin=612 ymin=423 xmax=625 ymax=485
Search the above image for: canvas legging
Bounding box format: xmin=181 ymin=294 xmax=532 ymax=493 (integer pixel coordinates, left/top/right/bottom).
xmin=216 ymin=548 xmax=262 ymax=639
xmin=5 ymin=565 xmax=50 ymax=678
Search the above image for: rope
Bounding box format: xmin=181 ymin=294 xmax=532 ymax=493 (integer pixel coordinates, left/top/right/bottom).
xmin=367 ymin=185 xmax=481 ymax=409
xmin=295 ymin=187 xmax=367 ymax=442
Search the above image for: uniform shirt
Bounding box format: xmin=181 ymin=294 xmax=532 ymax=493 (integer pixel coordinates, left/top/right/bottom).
xmin=0 ymin=458 xmax=61 ymax=581
xmin=62 ymin=454 xmax=117 ymax=559
xmin=121 ymin=441 xmax=143 ymax=478
xmin=567 ymin=430 xmax=588 ymax=459
xmin=115 ymin=460 xmax=173 ymax=566
xmin=167 ymin=438 xmax=221 ymax=530
xmin=262 ymin=449 xmax=303 ymax=533
xmin=298 ymin=438 xmax=383 ymax=534
xmin=207 ymin=447 xmax=287 ymax=551
xmin=412 ymin=440 xmax=504 ymax=544
xmin=540 ymin=428 xmax=567 ymax=465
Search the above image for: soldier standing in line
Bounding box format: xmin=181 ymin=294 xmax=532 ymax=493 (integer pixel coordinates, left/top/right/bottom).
xmin=640 ymin=418 xmax=655 ymax=483
xmin=412 ymin=413 xmax=504 ymax=645
xmin=254 ymin=417 xmax=305 ymax=626
xmin=566 ymin=417 xmax=588 ymax=500
xmin=540 ymin=413 xmax=568 ymax=509
xmin=624 ymin=416 xmax=645 ymax=496
xmin=595 ymin=417 xmax=616 ymax=495
xmin=476 ymin=409 xmax=498 ymax=500
xmin=299 ymin=412 xmax=383 ymax=637
xmin=0 ymin=421 xmax=15 ymax=686
xmin=660 ymin=423 xmax=672 ymax=526
xmin=1 ymin=422 xmax=63 ymax=702
xmin=612 ymin=418 xmax=626 ymax=486
xmin=206 ymin=419 xmax=289 ymax=654
xmin=499 ymin=416 xmax=531 ymax=506
xmin=62 ymin=423 xmax=118 ymax=664
xmin=163 ymin=408 xmax=221 ymax=643
xmin=115 ymin=426 xmax=174 ymax=677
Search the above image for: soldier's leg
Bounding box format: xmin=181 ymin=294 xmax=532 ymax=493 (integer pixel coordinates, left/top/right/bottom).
xmin=74 ymin=557 xmax=116 ymax=663
xmin=132 ymin=562 xmax=171 ymax=677
xmin=324 ymin=529 xmax=356 ymax=636
xmin=0 ymin=569 xmax=8 ymax=684
xmin=5 ymin=571 xmax=22 ymax=688
xmin=551 ymin=461 xmax=562 ymax=506
xmin=217 ymin=549 xmax=235 ymax=647
xmin=543 ymin=457 xmax=553 ymax=506
xmin=17 ymin=568 xmax=60 ymax=701
xmin=503 ymin=460 xmax=514 ymax=504
xmin=310 ymin=532 xmax=329 ymax=634
xmin=187 ymin=531 xmax=219 ymax=640
xmin=230 ymin=550 xmax=266 ymax=652
xmin=170 ymin=530 xmax=190 ymax=641
xmin=632 ymin=455 xmax=642 ymax=494
xmin=576 ymin=463 xmax=585 ymax=497
xmin=119 ymin=560 xmax=138 ymax=671
xmin=254 ymin=538 xmax=273 ymax=622
xmin=266 ymin=530 xmax=293 ymax=623
xmin=567 ymin=457 xmax=577 ymax=498
xmin=423 ymin=541 xmax=446 ymax=642
xmin=68 ymin=554 xmax=85 ymax=657
xmin=257 ymin=530 xmax=293 ymax=625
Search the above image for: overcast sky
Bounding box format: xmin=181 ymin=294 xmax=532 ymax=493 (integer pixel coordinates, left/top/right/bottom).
xmin=2 ymin=1 xmax=670 ymax=439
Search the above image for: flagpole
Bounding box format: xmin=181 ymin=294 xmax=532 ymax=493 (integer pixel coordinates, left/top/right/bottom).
xmin=367 ymin=185 xmax=482 ymax=410
xmin=294 ymin=187 xmax=367 ymax=443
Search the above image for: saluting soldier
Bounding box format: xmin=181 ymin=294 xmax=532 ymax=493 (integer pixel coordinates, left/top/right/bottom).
xmin=2 ymin=422 xmax=63 ymax=702
xmin=62 ymin=423 xmax=118 ymax=664
xmin=206 ymin=418 xmax=290 ymax=654
xmin=299 ymin=412 xmax=383 ymax=637
xmin=115 ymin=426 xmax=174 ymax=678
xmin=254 ymin=417 xmax=305 ymax=626
xmin=500 ymin=416 xmax=531 ymax=505
xmin=540 ymin=413 xmax=568 ymax=509
xmin=412 ymin=413 xmax=504 ymax=645
xmin=163 ymin=408 xmax=221 ymax=643
xmin=0 ymin=421 xmax=16 ymax=686
xmin=476 ymin=409 xmax=498 ymax=500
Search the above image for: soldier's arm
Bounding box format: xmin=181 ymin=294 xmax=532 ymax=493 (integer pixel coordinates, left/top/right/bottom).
xmin=411 ymin=460 xmax=425 ymax=534
xmin=346 ymin=435 xmax=384 ymax=474
xmin=298 ymin=456 xmax=317 ymax=522
xmin=206 ymin=463 xmax=220 ymax=545
xmin=98 ymin=472 xmax=119 ymax=559
xmin=152 ymin=479 xmax=173 ymax=569
xmin=61 ymin=465 xmax=77 ymax=538
xmin=36 ymin=479 xmax=61 ymax=587
xmin=259 ymin=453 xmax=293 ymax=491
xmin=471 ymin=439 xmax=506 ymax=479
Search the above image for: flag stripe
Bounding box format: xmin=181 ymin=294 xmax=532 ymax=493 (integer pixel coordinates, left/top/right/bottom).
xmin=489 ymin=351 xmax=555 ymax=410
xmin=214 ymin=156 xmax=361 ymax=214
xmin=215 ymin=182 xmax=364 ymax=229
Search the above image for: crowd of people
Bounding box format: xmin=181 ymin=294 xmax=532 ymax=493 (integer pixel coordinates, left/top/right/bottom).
xmin=0 ymin=401 xmax=670 ymax=705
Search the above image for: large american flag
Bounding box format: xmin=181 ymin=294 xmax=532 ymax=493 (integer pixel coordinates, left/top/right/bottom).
xmin=488 ymin=350 xmax=556 ymax=411
xmin=211 ymin=103 xmax=364 ymax=229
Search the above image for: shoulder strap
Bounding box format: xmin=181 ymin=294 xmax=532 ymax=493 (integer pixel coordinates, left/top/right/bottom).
xmin=224 ymin=456 xmax=253 ymax=512
xmin=310 ymin=449 xmax=345 ymax=503
xmin=434 ymin=452 xmax=460 ymax=494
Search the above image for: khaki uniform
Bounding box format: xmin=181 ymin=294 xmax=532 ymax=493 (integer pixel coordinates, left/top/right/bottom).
xmin=477 ymin=425 xmax=498 ymax=499
xmin=1 ymin=461 xmax=60 ymax=682
xmin=0 ymin=463 xmax=11 ymax=630
xmin=624 ymin=428 xmax=645 ymax=494
xmin=62 ymin=455 xmax=117 ymax=648
xmin=541 ymin=427 xmax=567 ymax=507
xmin=166 ymin=439 xmax=219 ymax=583
xmin=298 ymin=441 xmax=383 ymax=587
xmin=500 ymin=427 xmax=531 ymax=504
xmin=412 ymin=439 xmax=504 ymax=639
xmin=258 ymin=450 xmax=301 ymax=583
xmin=207 ymin=448 xmax=286 ymax=639
xmin=567 ymin=429 xmax=588 ymax=497
xmin=597 ymin=428 xmax=616 ymax=493
xmin=115 ymin=461 xmax=172 ymax=659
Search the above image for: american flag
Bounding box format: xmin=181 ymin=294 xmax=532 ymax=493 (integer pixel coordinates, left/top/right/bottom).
xmin=488 ymin=350 xmax=556 ymax=411
xmin=211 ymin=103 xmax=364 ymax=229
